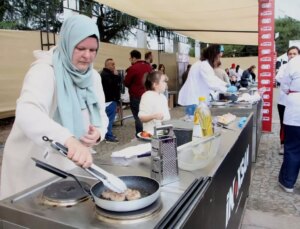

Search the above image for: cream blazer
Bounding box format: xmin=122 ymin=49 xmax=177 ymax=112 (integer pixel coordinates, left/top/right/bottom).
xmin=0 ymin=49 xmax=108 ymax=200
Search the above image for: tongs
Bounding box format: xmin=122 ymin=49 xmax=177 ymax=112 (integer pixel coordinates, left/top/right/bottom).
xmin=42 ymin=136 xmax=127 ymax=193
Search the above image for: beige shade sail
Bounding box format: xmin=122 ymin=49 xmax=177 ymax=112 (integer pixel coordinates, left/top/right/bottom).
xmin=96 ymin=0 xmax=258 ymax=45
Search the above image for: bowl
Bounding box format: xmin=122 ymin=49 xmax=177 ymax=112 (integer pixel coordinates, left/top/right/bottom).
xmin=177 ymin=132 xmax=221 ymax=171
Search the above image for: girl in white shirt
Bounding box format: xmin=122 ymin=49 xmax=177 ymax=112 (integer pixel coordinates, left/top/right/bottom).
xmin=138 ymin=71 xmax=170 ymax=133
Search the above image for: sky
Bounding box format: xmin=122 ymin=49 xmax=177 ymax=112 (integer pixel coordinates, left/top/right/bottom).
xmin=275 ymin=0 xmax=300 ymax=20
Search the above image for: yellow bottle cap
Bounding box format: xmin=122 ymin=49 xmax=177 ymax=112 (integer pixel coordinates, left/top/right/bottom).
xmin=199 ymin=96 xmax=206 ymax=101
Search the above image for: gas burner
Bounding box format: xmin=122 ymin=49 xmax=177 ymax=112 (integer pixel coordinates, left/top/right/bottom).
xmin=96 ymin=199 xmax=162 ymax=224
xmin=41 ymin=180 xmax=90 ymax=207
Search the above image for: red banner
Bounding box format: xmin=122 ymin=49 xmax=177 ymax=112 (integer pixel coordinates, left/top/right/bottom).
xmin=258 ymin=0 xmax=275 ymax=132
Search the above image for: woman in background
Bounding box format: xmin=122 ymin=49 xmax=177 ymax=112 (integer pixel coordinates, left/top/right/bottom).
xmin=158 ymin=63 xmax=169 ymax=99
xmin=214 ymin=60 xmax=230 ymax=84
xmin=240 ymin=65 xmax=256 ymax=87
xmin=178 ymin=44 xmax=230 ymax=119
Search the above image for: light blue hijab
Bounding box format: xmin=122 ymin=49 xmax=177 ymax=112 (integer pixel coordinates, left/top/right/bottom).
xmin=53 ymin=15 xmax=101 ymax=138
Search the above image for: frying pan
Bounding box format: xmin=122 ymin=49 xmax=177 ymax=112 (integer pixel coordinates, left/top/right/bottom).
xmin=91 ymin=176 xmax=160 ymax=211
xmin=32 ymin=158 xmax=160 ymax=212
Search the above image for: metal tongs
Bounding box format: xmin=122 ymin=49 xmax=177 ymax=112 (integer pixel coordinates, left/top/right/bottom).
xmin=42 ymin=136 xmax=127 ymax=193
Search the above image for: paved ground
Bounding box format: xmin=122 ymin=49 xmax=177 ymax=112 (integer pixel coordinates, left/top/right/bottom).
xmin=1 ymin=88 xmax=300 ymax=228
xmin=242 ymin=88 xmax=300 ymax=229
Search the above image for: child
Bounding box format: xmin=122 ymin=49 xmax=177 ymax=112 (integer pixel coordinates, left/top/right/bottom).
xmin=138 ymin=71 xmax=170 ymax=133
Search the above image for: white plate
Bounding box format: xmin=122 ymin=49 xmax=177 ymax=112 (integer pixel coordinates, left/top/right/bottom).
xmin=239 ymin=87 xmax=248 ymax=91
xmin=211 ymin=101 xmax=227 ymax=106
xmin=137 ymin=132 xmax=152 ymax=141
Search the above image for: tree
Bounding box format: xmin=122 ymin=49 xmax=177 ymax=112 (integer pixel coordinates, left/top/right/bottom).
xmin=0 ymin=0 xmax=63 ymax=31
xmin=187 ymin=38 xmax=195 ymax=57
xmin=222 ymin=45 xmax=258 ymax=57
xmin=0 ymin=0 xmax=12 ymax=21
xmin=0 ymin=0 xmax=138 ymax=43
xmin=275 ymin=17 xmax=300 ymax=56
xmin=96 ymin=5 xmax=138 ymax=43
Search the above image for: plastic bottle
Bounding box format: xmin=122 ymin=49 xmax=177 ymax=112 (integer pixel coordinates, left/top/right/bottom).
xmin=192 ymin=106 xmax=203 ymax=141
xmin=192 ymin=97 xmax=214 ymax=139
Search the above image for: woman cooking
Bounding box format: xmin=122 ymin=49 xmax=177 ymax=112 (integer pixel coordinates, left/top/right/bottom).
xmin=0 ymin=15 xmax=108 ymax=200
xmin=178 ymin=44 xmax=236 ymax=116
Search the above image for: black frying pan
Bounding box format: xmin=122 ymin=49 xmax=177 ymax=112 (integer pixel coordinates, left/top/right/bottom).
xmin=32 ymin=158 xmax=160 ymax=212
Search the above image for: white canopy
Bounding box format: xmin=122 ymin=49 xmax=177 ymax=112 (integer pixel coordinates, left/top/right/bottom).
xmin=96 ymin=0 xmax=258 ymax=45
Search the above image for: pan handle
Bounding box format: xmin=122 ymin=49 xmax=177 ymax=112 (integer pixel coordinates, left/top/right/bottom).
xmin=32 ymin=157 xmax=69 ymax=178
xmin=31 ymin=157 xmax=92 ymax=197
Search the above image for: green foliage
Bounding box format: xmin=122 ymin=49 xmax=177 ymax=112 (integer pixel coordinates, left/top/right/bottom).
xmin=97 ymin=5 xmax=138 ymax=43
xmin=3 ymin=1 xmax=298 ymax=52
xmin=0 ymin=0 xmax=138 ymax=43
xmin=275 ymin=17 xmax=300 ymax=56
xmin=222 ymin=45 xmax=258 ymax=57
xmin=0 ymin=21 xmax=18 ymax=29
xmin=188 ymin=38 xmax=195 ymax=57
xmin=0 ymin=0 xmax=63 ymax=31
xmin=222 ymin=17 xmax=300 ymax=57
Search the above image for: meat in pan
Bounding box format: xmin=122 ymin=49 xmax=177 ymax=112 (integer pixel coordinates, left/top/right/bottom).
xmin=101 ymin=188 xmax=141 ymax=201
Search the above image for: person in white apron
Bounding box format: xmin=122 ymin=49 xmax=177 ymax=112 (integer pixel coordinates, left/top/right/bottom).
xmin=278 ymin=55 xmax=300 ymax=193
xmin=275 ymin=46 xmax=299 ymax=155
xmin=178 ymin=44 xmax=233 ymax=119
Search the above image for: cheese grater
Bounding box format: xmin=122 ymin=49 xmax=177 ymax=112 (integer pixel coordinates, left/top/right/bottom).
xmin=150 ymin=124 xmax=179 ymax=185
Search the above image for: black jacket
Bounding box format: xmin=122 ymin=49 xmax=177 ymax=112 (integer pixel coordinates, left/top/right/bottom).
xmin=100 ymin=68 xmax=121 ymax=103
xmin=240 ymin=69 xmax=251 ymax=87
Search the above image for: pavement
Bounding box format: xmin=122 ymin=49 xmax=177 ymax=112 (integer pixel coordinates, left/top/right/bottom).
xmin=1 ymin=88 xmax=300 ymax=228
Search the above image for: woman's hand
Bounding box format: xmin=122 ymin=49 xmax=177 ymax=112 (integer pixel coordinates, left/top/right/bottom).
xmin=65 ymin=137 xmax=93 ymax=168
xmin=80 ymin=125 xmax=101 ymax=147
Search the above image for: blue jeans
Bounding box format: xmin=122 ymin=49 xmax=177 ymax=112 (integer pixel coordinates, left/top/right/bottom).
xmin=105 ymin=101 xmax=117 ymax=140
xmin=279 ymin=124 xmax=300 ymax=188
xmin=130 ymin=97 xmax=143 ymax=135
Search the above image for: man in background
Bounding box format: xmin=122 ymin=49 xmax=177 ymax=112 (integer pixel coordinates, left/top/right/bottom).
xmin=100 ymin=58 xmax=121 ymax=143
xmin=145 ymin=51 xmax=153 ymax=65
xmin=124 ymin=50 xmax=152 ymax=136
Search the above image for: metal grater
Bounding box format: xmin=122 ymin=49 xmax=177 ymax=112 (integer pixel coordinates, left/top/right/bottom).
xmin=150 ymin=124 xmax=179 ymax=185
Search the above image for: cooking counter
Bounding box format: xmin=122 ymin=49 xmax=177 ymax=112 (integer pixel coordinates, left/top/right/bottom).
xmin=211 ymin=99 xmax=262 ymax=162
xmin=0 ymin=116 xmax=253 ymax=229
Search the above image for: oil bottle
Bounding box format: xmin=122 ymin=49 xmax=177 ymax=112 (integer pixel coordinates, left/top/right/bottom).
xmin=192 ymin=97 xmax=213 ymax=140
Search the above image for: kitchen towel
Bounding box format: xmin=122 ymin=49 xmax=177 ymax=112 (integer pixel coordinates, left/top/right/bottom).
xmin=111 ymin=143 xmax=151 ymax=159
xmin=238 ymin=117 xmax=247 ymax=128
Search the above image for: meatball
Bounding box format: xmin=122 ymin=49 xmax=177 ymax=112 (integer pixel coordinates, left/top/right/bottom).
xmin=101 ymin=188 xmax=142 ymax=201
xmin=101 ymin=190 xmax=126 ymax=201
xmin=125 ymin=188 xmax=142 ymax=201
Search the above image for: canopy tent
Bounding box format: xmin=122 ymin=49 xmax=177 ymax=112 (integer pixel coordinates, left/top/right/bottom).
xmin=96 ymin=0 xmax=258 ymax=45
